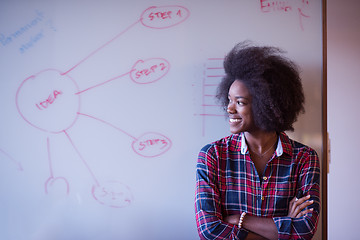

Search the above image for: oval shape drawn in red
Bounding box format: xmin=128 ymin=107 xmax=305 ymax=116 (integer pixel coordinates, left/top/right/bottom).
xmin=130 ymin=58 xmax=170 ymax=84
xmin=132 ymin=132 xmax=172 ymax=158
xmin=140 ymin=5 xmax=190 ymax=29
xmin=15 ymin=69 xmax=80 ymax=134
xmin=92 ymin=181 xmax=133 ymax=208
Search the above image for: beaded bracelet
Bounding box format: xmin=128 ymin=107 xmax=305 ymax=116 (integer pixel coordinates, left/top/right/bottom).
xmin=238 ymin=212 xmax=247 ymax=229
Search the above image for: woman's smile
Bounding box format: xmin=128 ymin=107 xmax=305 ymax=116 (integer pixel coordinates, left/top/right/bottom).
xmin=229 ymin=118 xmax=241 ymax=123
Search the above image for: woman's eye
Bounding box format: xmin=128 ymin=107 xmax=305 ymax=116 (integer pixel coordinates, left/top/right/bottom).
xmin=237 ymin=101 xmax=244 ymax=106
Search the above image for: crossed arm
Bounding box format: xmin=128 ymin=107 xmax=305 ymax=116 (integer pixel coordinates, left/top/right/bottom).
xmin=196 ymin=181 xmax=318 ymax=240
xmin=223 ymin=195 xmax=314 ymax=240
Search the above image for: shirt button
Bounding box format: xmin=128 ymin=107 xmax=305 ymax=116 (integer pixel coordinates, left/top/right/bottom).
xmin=263 ymin=176 xmax=268 ymax=181
xmin=261 ymin=196 xmax=265 ymax=201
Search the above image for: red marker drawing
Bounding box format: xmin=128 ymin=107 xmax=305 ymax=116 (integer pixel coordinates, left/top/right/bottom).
xmin=15 ymin=5 xmax=189 ymax=207
xmin=45 ymin=137 xmax=70 ymax=195
xmin=259 ymin=0 xmax=311 ymax=31
xmin=0 ymin=148 xmax=23 ymax=171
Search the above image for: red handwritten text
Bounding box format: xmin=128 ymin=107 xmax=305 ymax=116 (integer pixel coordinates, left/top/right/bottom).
xmin=260 ymin=0 xmax=292 ymax=13
xmin=132 ymin=132 xmax=172 ymax=158
xmin=92 ymin=181 xmax=133 ymax=208
xmin=140 ymin=5 xmax=190 ymax=29
xmin=148 ymin=11 xmax=172 ymax=21
xmin=36 ymin=90 xmax=63 ymax=110
xmin=134 ymin=63 xmax=166 ymax=79
xmin=130 ymin=58 xmax=170 ymax=84
xmin=138 ymin=138 xmax=168 ymax=151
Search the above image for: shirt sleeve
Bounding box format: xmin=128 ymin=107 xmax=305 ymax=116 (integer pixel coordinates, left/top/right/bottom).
xmin=195 ymin=144 xmax=248 ymax=240
xmin=273 ymin=148 xmax=321 ymax=240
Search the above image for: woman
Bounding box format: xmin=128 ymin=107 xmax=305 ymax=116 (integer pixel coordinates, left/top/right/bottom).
xmin=195 ymin=42 xmax=320 ymax=239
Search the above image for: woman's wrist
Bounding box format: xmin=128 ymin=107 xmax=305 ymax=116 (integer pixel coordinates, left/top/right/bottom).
xmin=238 ymin=212 xmax=247 ymax=229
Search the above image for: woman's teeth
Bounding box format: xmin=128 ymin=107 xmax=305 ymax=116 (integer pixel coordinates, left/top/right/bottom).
xmin=229 ymin=118 xmax=241 ymax=123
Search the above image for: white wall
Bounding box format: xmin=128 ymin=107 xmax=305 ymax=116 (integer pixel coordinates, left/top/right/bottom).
xmin=0 ymin=1 xmax=323 ymax=239
xmin=327 ymin=0 xmax=360 ymax=239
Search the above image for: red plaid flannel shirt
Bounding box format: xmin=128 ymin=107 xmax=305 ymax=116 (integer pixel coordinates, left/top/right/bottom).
xmin=195 ymin=132 xmax=320 ymax=239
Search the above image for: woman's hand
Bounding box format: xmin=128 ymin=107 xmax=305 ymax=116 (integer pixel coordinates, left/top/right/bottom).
xmin=287 ymin=195 xmax=314 ymax=218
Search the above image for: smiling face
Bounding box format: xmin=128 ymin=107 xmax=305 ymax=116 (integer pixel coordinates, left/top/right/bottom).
xmin=227 ymin=80 xmax=256 ymax=134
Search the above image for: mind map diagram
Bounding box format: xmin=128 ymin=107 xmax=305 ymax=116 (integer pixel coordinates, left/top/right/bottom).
xmin=4 ymin=0 xmax=315 ymax=208
xmin=14 ymin=5 xmax=190 ymax=208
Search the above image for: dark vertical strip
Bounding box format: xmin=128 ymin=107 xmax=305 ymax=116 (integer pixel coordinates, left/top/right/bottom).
xmin=322 ymin=0 xmax=328 ymax=239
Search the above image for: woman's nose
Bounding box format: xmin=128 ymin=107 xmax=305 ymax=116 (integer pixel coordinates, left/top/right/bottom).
xmin=227 ymin=103 xmax=236 ymax=114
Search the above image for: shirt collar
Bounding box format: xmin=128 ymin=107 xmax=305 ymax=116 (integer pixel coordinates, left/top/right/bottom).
xmin=240 ymin=132 xmax=284 ymax=157
xmin=240 ymin=132 xmax=248 ymax=154
xmin=278 ymin=132 xmax=293 ymax=157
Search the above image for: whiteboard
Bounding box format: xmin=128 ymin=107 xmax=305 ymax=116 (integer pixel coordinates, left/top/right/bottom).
xmin=0 ymin=0 xmax=323 ymax=239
